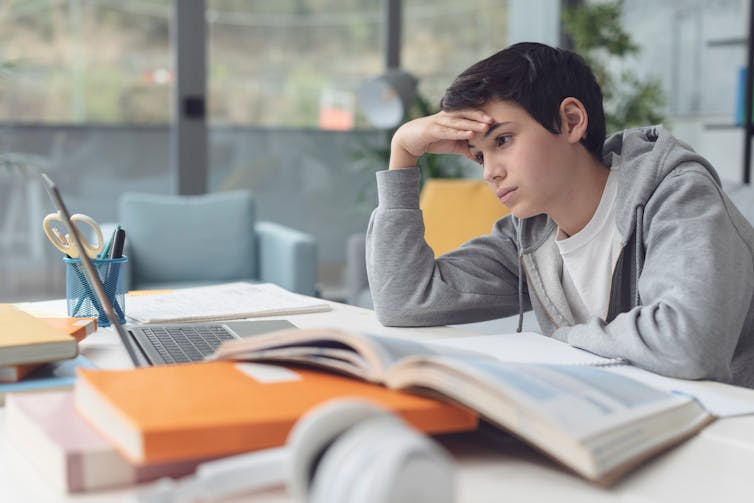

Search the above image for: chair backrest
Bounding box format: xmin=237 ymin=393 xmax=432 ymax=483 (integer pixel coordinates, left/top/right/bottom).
xmin=119 ymin=190 xmax=257 ymax=288
xmin=419 ymin=179 xmax=509 ymax=257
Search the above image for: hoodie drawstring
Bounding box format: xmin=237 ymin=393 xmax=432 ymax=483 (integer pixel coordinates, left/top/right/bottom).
xmin=515 ymin=220 xmax=524 ymax=332
xmin=516 ymin=260 xmax=524 ymax=332
xmin=634 ymin=205 xmax=645 ymax=306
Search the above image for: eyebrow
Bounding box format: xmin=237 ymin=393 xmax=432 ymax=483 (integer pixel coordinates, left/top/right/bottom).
xmin=467 ymin=122 xmax=511 ymax=149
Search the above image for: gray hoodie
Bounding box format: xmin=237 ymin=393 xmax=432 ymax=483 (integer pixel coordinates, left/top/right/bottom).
xmin=366 ymin=126 xmax=754 ymax=388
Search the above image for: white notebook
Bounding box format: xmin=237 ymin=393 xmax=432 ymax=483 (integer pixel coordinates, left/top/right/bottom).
xmin=125 ymin=282 xmax=331 ymax=324
xmin=429 ymin=331 xmax=624 ymax=367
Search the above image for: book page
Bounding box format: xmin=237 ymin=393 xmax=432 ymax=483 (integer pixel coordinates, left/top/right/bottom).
xmin=228 ymin=346 xmax=372 ymax=380
xmin=393 ymin=356 xmax=694 ymax=440
xmin=431 ymin=333 xmax=754 ymax=418
xmin=358 ymin=333 xmax=450 ymax=367
xmin=213 ymin=330 xmax=452 ymax=382
xmin=125 ymin=282 xmax=331 ymax=323
xmin=606 ymin=365 xmax=754 ymax=417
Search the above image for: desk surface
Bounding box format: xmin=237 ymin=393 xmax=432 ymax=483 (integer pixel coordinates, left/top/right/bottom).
xmin=3 ymin=298 xmax=754 ymax=502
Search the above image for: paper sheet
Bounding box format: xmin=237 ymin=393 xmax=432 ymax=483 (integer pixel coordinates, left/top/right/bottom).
xmin=125 ymin=282 xmax=331 ymax=323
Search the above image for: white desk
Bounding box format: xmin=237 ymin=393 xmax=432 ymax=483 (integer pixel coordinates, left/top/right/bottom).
xmin=3 ymin=299 xmax=754 ymax=502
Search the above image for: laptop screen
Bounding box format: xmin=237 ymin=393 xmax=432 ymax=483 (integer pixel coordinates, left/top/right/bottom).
xmin=40 ymin=173 xmax=140 ymax=362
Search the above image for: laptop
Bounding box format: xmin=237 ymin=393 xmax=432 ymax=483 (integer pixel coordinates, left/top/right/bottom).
xmin=41 ymin=174 xmax=295 ymax=367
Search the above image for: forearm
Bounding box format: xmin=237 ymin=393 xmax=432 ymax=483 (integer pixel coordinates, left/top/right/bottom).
xmin=366 ymin=169 xmax=522 ymax=326
xmin=553 ymin=296 xmax=746 ymax=382
xmin=388 ymin=137 xmax=419 ymax=170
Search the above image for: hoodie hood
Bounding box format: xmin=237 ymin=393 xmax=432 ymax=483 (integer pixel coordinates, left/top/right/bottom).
xmin=604 ymin=125 xmax=721 ymax=238
xmin=512 ymin=125 xmax=723 ymax=333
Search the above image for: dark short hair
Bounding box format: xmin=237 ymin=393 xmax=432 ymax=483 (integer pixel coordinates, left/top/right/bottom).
xmin=440 ymin=42 xmax=606 ymax=159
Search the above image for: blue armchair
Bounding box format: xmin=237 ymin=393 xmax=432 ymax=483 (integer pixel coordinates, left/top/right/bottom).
xmin=116 ymin=190 xmax=318 ymax=296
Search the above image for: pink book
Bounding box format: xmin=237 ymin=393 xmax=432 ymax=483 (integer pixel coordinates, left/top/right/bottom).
xmin=5 ymin=391 xmax=212 ymax=493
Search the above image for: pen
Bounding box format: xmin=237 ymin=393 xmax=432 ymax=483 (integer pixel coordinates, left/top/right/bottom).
xmin=106 ymin=228 xmax=127 ymax=323
xmin=109 ymin=228 xmax=126 ymax=259
xmin=99 ymin=225 xmax=121 ymax=259
xmin=78 ymin=229 xmax=126 ymax=322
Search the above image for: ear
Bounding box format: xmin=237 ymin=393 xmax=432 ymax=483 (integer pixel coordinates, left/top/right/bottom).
xmin=559 ymin=97 xmax=589 ymax=145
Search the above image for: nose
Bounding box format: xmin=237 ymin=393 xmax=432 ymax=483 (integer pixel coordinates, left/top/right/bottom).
xmin=482 ymin=158 xmax=505 ymax=184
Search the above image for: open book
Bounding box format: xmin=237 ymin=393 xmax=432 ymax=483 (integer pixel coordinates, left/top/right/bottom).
xmin=209 ymin=328 xmax=714 ymax=485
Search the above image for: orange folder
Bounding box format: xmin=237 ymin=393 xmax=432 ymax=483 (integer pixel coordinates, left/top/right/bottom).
xmin=75 ymin=361 xmax=478 ymax=464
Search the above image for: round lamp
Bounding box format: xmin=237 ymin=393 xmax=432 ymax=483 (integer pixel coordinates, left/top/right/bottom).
xmin=357 ymin=69 xmax=418 ymax=128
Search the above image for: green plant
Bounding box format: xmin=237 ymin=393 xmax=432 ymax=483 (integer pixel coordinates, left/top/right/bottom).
xmin=562 ymin=0 xmax=666 ymax=133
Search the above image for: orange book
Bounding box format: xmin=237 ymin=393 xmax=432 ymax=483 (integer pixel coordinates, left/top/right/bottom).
xmin=0 ymin=317 xmax=96 ymax=383
xmin=74 ymin=361 xmax=478 ymax=464
xmin=40 ymin=317 xmax=97 ymax=343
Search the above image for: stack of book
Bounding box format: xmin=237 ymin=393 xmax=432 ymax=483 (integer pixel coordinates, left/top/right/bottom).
xmin=5 ymin=323 xmax=719 ymax=495
xmin=5 ymin=349 xmax=476 ymax=493
xmin=0 ymin=304 xmax=97 ymax=404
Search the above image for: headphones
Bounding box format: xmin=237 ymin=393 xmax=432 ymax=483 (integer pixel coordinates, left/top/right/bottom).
xmin=289 ymin=398 xmax=456 ymax=503
xmin=138 ymin=398 xmax=456 ymax=503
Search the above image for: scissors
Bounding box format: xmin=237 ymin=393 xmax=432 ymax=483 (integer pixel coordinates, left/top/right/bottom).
xmin=42 ymin=211 xmax=104 ymax=259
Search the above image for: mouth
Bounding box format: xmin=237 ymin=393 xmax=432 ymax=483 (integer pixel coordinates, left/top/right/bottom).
xmin=496 ymin=187 xmax=517 ymax=204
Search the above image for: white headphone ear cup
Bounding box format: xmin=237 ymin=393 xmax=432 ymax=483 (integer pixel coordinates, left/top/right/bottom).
xmin=309 ymin=416 xmax=455 ymax=503
xmin=287 ymin=399 xmax=392 ymax=502
xmin=373 ymin=431 xmax=455 ymax=503
xmin=308 ymin=415 xmax=406 ymax=503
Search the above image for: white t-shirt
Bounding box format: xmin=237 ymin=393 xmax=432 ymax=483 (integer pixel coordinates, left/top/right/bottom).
xmin=555 ymin=170 xmax=623 ymax=323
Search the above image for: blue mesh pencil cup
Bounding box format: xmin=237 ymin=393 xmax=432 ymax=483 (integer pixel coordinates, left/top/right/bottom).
xmin=64 ymin=256 xmax=127 ymax=327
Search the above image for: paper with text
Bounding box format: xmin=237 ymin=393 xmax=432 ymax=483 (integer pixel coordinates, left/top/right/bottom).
xmin=125 ymin=282 xmax=331 ymax=323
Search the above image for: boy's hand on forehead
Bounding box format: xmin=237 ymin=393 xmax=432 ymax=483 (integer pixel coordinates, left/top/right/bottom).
xmin=389 ymin=109 xmax=493 ymax=169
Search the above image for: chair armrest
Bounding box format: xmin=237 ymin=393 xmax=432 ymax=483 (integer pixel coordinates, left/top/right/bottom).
xmin=255 ymin=221 xmax=318 ymax=296
xmin=99 ymin=222 xmax=133 ymax=291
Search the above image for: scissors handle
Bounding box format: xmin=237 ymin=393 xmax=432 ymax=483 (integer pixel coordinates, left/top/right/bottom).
xmin=42 ymin=212 xmax=104 ymax=259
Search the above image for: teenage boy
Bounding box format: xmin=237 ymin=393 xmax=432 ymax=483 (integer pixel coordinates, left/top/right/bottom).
xmin=366 ymin=42 xmax=754 ymax=387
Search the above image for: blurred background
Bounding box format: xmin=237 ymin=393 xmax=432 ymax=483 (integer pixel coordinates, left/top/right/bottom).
xmin=0 ymin=0 xmax=751 ymax=302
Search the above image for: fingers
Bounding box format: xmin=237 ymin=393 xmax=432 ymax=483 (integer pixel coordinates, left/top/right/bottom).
xmin=432 ymin=110 xmax=493 ymax=136
xmin=439 ymin=108 xmax=494 ymax=124
xmin=389 ymin=109 xmax=494 ymax=167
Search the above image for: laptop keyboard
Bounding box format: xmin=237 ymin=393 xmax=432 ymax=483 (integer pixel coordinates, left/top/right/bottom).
xmin=137 ymin=325 xmax=236 ymax=364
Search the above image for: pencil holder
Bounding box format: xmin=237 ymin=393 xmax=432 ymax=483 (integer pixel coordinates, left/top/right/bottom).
xmin=64 ymin=256 xmax=128 ymax=327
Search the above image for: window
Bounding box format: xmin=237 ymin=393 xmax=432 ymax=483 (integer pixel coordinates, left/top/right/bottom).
xmin=0 ymin=1 xmax=171 ymax=124
xmin=207 ymin=0 xmax=382 ymax=128
xmin=207 ymin=0 xmax=510 ymax=127
xmin=403 ymin=0 xmax=508 ymax=110
xmin=1 ymin=1 xmax=510 ymax=127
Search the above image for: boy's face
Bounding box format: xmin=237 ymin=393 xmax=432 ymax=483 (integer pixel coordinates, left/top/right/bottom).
xmin=467 ymin=99 xmax=580 ymax=220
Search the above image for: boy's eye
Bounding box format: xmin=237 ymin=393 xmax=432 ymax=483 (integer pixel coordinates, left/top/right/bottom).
xmin=473 ymin=152 xmax=484 ymax=164
xmin=496 ymin=135 xmax=512 ymax=147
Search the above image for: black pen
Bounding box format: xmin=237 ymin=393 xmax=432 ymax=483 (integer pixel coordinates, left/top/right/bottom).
xmin=109 ymin=229 xmax=126 ymax=259
xmin=105 ymin=228 xmax=127 ymax=322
